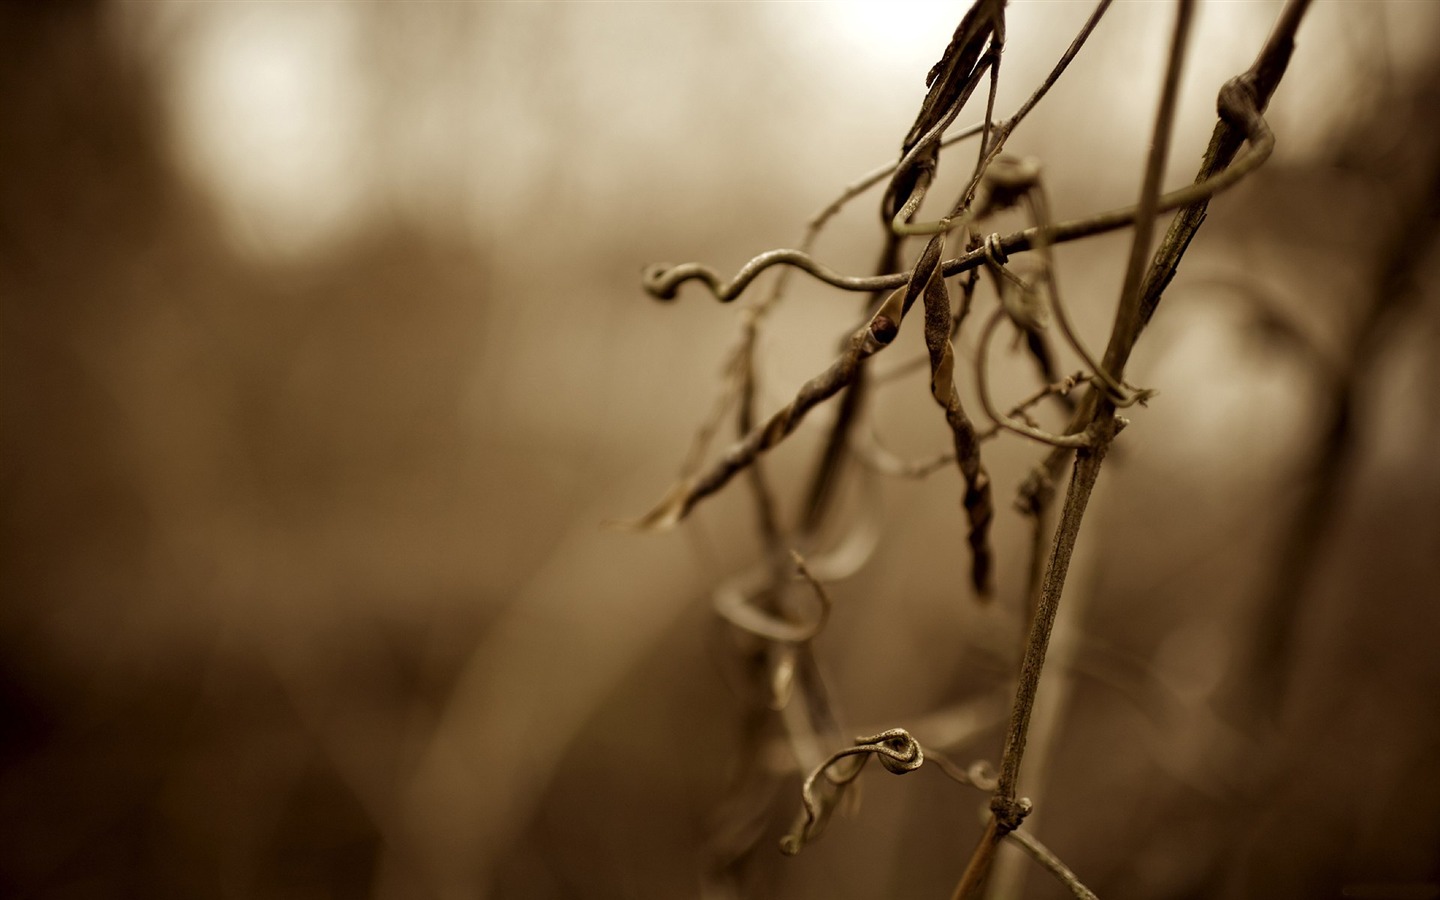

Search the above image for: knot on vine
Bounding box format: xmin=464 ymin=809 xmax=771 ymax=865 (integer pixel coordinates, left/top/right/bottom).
xmin=857 ymin=728 xmax=924 ymax=774
xmin=780 ymin=728 xmax=926 ymax=855
xmin=990 ymin=795 xmax=1033 ymax=835
xmin=1217 ymin=75 xmax=1261 ymax=132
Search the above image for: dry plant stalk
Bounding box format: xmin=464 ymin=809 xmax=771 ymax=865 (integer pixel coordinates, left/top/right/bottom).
xmin=628 ymin=0 xmax=1312 ymax=896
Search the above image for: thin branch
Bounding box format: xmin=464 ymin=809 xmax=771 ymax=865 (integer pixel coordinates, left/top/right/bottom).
xmin=973 ymin=21 xmax=1003 ymax=180
xmin=640 ymin=82 xmax=1276 ymax=525
xmin=735 ymin=317 xmax=784 ymax=551
xmin=618 ymin=286 xmax=907 ymax=531
xmin=1006 ymin=828 xmax=1099 ymax=900
xmin=1018 ymin=185 xmax=1139 ymax=404
xmin=853 ymin=370 xmax=1083 ymax=480
xmin=993 ymin=425 xmax=1111 ymax=808
xmin=1005 ymin=0 xmax=1113 ymax=140
xmin=890 ymin=76 xmax=990 ymax=237
xmin=1104 ymin=0 xmax=1309 ymax=370
xmin=1108 ymin=0 xmax=1197 ymax=376
xmin=762 ymin=124 xmax=984 ymax=313
xmin=931 ymin=754 xmax=1000 ymax=793
xmin=958 ymin=0 xmax=1113 ymax=213
xmin=742 ymin=123 xmax=988 ymax=542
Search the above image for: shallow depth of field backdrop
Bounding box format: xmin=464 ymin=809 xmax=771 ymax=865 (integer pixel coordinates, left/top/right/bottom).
xmin=2 ymin=2 xmax=1439 ymax=898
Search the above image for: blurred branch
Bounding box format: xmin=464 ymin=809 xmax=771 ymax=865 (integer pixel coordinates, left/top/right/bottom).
xmin=1223 ymin=11 xmax=1440 ymax=721
xmin=1006 ymin=827 xmax=1099 ymax=900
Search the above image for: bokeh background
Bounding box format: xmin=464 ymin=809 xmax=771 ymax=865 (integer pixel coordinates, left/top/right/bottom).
xmin=3 ymin=1 xmax=1438 ymax=897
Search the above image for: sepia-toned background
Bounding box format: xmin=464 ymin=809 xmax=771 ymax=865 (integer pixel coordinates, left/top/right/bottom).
xmin=3 ymin=2 xmax=1438 ymax=897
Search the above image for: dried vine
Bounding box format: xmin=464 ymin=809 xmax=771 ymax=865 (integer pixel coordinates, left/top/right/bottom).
xmin=629 ymin=1 xmax=1314 ymax=896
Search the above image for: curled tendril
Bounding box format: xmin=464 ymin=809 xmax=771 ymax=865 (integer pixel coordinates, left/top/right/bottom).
xmin=863 ymin=729 xmax=926 ymax=774
xmin=779 ymin=728 xmax=925 ymax=856
xmin=976 ymin=307 xmax=1094 ymax=449
xmin=712 ymin=550 xmax=834 ymax=644
xmin=642 ymin=251 xmax=902 ymax=304
xmin=643 ymin=89 xmax=1275 ymax=307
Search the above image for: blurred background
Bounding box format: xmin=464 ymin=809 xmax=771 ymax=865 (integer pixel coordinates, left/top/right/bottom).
xmin=2 ymin=1 xmax=1438 ymax=897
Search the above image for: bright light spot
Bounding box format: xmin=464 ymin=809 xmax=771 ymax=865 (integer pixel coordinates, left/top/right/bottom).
xmin=823 ymin=1 xmax=961 ymax=66
xmin=163 ymin=3 xmax=374 ymax=259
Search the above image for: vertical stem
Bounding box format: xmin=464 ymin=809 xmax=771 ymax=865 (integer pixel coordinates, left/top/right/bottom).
xmin=994 ymin=430 xmax=1111 ymax=805
xmin=954 ymin=2 xmax=1208 ymax=895
xmin=1104 ymin=0 xmax=1196 ymax=377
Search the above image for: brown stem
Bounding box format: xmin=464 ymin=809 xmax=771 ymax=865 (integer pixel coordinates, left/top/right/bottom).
xmin=1006 ymin=828 xmax=1099 ymax=900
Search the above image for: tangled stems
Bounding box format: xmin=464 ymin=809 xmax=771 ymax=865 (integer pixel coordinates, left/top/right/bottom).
xmin=642 ymin=117 xmax=1274 ymax=310
xmin=632 ymin=0 xmax=1309 ymax=895
xmin=954 ymin=2 xmax=1311 ymax=897
xmin=632 ymin=71 xmax=1276 ymax=531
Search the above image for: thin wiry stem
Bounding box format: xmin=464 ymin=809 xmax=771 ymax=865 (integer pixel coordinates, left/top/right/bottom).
xmin=891 ymin=74 xmax=992 ymax=236
xmin=1109 ymin=0 xmax=1197 ymax=372
xmin=735 ymin=316 xmax=784 ymax=552
xmin=636 ymin=0 xmax=1285 ymax=612
xmin=620 ymin=284 xmax=908 ymax=531
xmin=1019 ymin=185 xmax=1137 ymax=404
xmin=763 ymin=122 xmax=986 ymax=311
xmin=1006 ymin=0 xmax=1112 ymax=140
xmin=974 ymin=25 xmax=1003 ymax=178
xmin=976 ymin=307 xmax=1094 ymax=450
xmin=853 ymin=370 xmax=1083 ymax=480
xmin=722 ymin=123 xmax=991 ymax=543
xmin=931 ymin=754 xmax=1000 ymax=793
xmin=636 ymin=89 xmax=1284 ymax=528
xmin=1005 ymin=828 xmax=1099 ymax=900
xmin=958 ymin=0 xmax=1112 ymax=212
